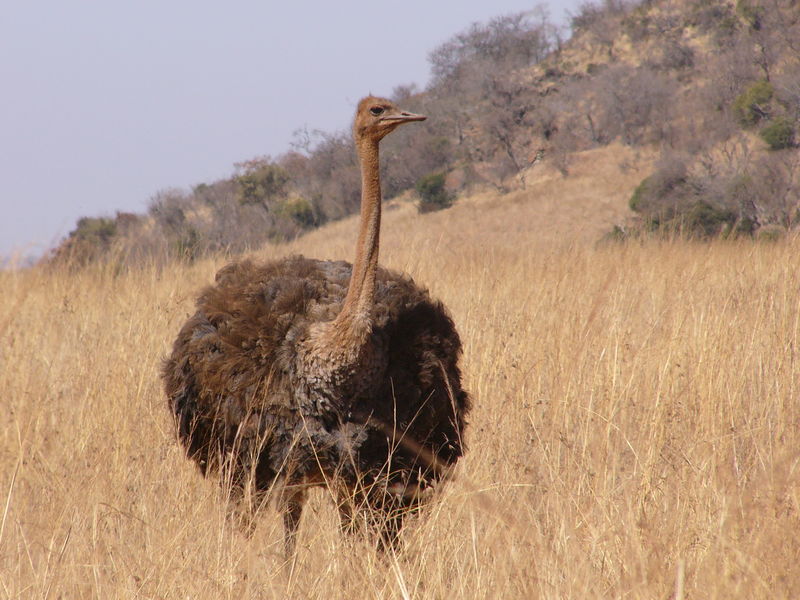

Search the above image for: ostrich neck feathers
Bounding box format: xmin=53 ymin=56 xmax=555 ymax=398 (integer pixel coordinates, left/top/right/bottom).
xmin=301 ymin=137 xmax=382 ymax=378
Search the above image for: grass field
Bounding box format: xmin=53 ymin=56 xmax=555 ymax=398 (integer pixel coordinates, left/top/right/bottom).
xmin=2 ymin=153 xmax=799 ymax=598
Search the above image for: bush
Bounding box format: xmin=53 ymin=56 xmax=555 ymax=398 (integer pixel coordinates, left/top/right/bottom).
xmin=416 ymin=172 xmax=454 ymax=213
xmin=71 ymin=216 xmax=117 ymax=243
xmin=49 ymin=216 xmax=119 ymax=267
xmin=733 ymin=80 xmax=774 ymax=126
xmin=629 ymin=158 xmax=688 ymax=215
xmin=627 ymin=158 xmax=757 ymax=239
xmin=276 ymin=196 xmax=316 ymax=228
xmin=681 ymin=201 xmax=736 ymax=237
xmin=628 ymin=177 xmax=650 ymax=213
xmin=760 ymin=117 xmax=796 ymax=150
xmin=236 ymin=161 xmax=290 ymax=209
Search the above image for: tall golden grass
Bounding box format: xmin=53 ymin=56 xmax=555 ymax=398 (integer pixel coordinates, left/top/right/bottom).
xmin=2 ymin=159 xmax=799 ymax=598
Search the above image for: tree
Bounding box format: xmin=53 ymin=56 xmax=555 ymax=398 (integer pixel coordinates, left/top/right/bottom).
xmin=234 ymin=157 xmax=290 ymax=211
xmin=425 ymin=10 xmax=558 ymax=189
xmin=416 ymin=172 xmax=454 ymax=213
xmin=595 ymin=65 xmax=673 ymax=145
xmin=760 ymin=117 xmax=796 ymax=150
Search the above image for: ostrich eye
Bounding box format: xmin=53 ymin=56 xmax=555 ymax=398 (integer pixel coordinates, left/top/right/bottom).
xmin=370 ymin=106 xmax=384 ymax=116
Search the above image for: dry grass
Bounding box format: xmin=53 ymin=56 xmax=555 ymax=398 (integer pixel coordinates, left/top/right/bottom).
xmin=2 ymin=155 xmax=799 ymax=598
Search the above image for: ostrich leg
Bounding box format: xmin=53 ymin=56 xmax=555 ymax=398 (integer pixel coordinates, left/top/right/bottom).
xmin=281 ymin=487 xmax=306 ymax=557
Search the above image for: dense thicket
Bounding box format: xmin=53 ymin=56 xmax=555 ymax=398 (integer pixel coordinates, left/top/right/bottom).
xmin=51 ymin=0 xmax=800 ymax=264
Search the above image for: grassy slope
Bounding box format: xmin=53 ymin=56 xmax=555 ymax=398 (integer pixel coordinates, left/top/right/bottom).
xmin=2 ymin=145 xmax=799 ymax=598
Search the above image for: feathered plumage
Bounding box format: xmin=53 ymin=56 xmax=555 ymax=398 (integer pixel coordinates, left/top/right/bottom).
xmin=162 ymin=97 xmax=470 ymax=554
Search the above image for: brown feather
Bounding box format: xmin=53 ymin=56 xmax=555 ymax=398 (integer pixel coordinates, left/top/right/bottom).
xmin=162 ymin=97 xmax=470 ymax=554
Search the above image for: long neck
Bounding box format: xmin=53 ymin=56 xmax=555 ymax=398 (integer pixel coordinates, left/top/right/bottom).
xmin=331 ymin=136 xmax=381 ymax=340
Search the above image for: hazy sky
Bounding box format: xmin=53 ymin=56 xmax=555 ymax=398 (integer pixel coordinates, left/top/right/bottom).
xmin=1 ymin=1 xmax=583 ymax=258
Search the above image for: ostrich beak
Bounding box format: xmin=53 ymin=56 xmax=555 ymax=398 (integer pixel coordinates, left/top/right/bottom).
xmin=383 ymin=111 xmax=427 ymax=123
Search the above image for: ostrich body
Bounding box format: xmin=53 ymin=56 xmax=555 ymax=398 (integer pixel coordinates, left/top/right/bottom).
xmin=162 ymin=97 xmax=470 ymax=554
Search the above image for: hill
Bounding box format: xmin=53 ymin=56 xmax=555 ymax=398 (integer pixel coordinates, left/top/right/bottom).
xmin=50 ymin=0 xmax=799 ymax=265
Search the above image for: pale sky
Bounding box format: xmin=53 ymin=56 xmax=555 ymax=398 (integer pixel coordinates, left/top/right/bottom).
xmin=0 ymin=1 xmax=583 ymax=259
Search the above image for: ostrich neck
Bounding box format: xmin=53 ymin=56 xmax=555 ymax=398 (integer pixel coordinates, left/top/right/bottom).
xmin=307 ymin=136 xmax=381 ymax=360
xmin=341 ymin=137 xmax=382 ymax=329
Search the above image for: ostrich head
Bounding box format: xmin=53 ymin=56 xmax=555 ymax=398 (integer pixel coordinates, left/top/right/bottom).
xmin=353 ymin=96 xmax=426 ymax=143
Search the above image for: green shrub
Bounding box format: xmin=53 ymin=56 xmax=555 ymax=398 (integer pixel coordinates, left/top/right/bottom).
xmin=629 ymin=159 xmax=687 ymax=215
xmin=732 ymin=80 xmax=774 ymax=126
xmin=629 ymin=176 xmax=651 ymax=212
xmin=71 ymin=216 xmax=117 ymax=244
xmin=760 ymin=117 xmax=796 ymax=150
xmin=681 ymin=201 xmax=736 ymax=237
xmin=52 ymin=216 xmax=119 ymax=267
xmin=276 ymin=196 xmax=316 ymax=227
xmin=236 ymin=163 xmax=290 ymax=209
xmin=416 ymin=172 xmax=454 ymax=213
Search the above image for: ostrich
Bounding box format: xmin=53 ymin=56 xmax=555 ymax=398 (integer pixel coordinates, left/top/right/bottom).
xmin=162 ymin=96 xmax=470 ymax=555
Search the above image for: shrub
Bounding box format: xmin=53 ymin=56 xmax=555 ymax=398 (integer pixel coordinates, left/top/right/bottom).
xmin=49 ymin=216 xmax=119 ymax=267
xmin=629 ymin=158 xmax=688 ymax=215
xmin=276 ymin=196 xmax=316 ymax=228
xmin=71 ymin=216 xmax=117 ymax=244
xmin=733 ymin=80 xmax=774 ymax=126
xmin=148 ymin=190 xmax=191 ymax=232
xmin=629 ymin=177 xmax=651 ymax=213
xmin=416 ymin=172 xmax=454 ymax=213
xmin=681 ymin=201 xmax=736 ymax=237
xmin=760 ymin=117 xmax=796 ymax=150
xmin=236 ymin=162 xmax=290 ymax=209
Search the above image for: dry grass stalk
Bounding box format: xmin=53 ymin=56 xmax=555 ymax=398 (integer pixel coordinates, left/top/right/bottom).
xmin=2 ymin=175 xmax=799 ymax=596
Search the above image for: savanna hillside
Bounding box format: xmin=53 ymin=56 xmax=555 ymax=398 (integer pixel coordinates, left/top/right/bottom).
xmin=3 ymin=159 xmax=800 ymax=597
xmin=3 ymin=0 xmax=800 ymax=598
xmin=50 ymin=0 xmax=799 ymax=265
